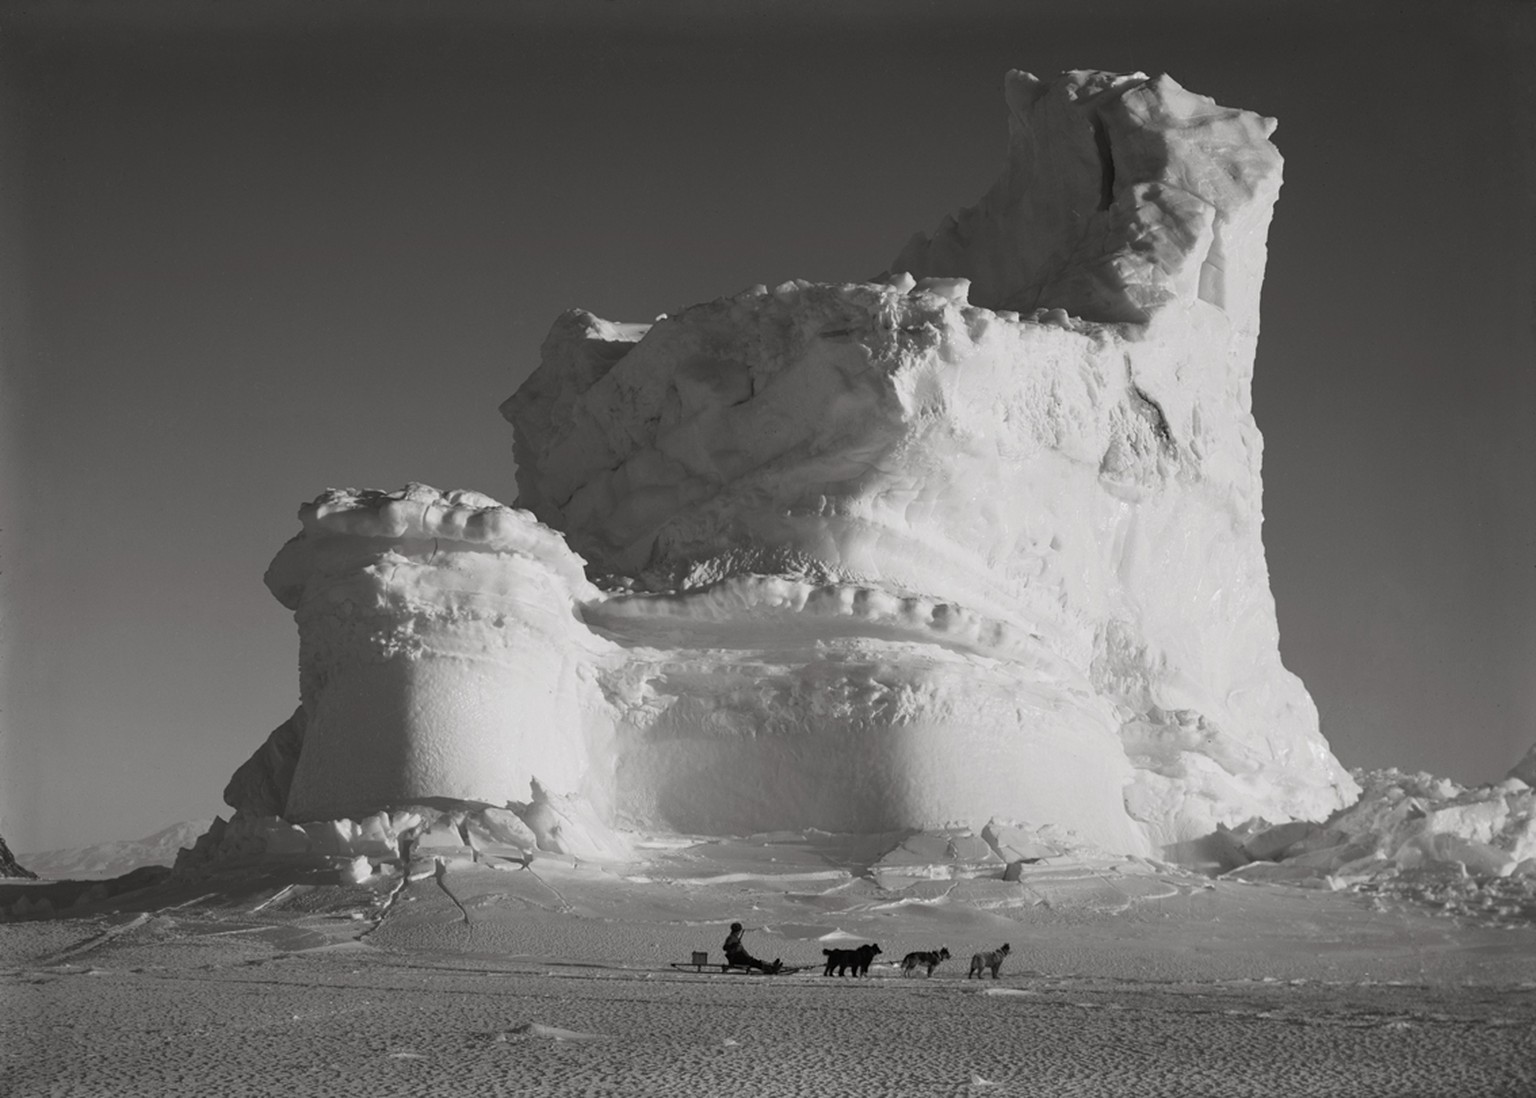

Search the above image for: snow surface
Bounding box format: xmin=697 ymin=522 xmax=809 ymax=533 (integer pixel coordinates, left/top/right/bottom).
xmin=240 ymin=70 xmax=1362 ymax=861
xmin=4 ymin=827 xmax=1534 ymax=1096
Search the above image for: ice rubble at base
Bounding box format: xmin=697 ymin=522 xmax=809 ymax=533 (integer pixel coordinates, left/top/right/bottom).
xmin=169 ymin=764 xmax=1536 ymax=932
xmin=1224 ymin=769 xmax=1536 ymax=885
xmin=191 ymin=778 xmax=631 ymax=876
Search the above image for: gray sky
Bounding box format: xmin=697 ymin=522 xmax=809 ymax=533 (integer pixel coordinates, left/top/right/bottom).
xmin=2 ymin=1 xmax=1532 ymax=852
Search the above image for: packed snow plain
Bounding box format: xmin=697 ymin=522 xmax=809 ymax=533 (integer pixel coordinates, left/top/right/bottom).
xmin=4 ymin=816 xmax=1536 ymax=1098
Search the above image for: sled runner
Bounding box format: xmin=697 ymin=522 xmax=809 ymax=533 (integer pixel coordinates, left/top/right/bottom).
xmin=670 ymin=951 xmax=800 ymax=975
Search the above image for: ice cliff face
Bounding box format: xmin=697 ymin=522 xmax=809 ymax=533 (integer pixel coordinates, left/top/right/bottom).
xmin=243 ymin=70 xmax=1357 ymax=861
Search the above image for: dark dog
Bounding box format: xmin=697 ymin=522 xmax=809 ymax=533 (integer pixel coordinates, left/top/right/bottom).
xmin=822 ymin=942 xmax=882 ymax=977
xmin=900 ymin=946 xmax=950 ymax=977
xmin=967 ymin=943 xmax=1010 ymax=979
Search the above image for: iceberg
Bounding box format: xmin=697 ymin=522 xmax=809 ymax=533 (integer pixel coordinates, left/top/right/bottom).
xmin=228 ymin=70 xmax=1360 ymax=862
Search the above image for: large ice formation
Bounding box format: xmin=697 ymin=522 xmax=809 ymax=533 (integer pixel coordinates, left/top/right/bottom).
xmin=236 ymin=70 xmax=1360 ymax=862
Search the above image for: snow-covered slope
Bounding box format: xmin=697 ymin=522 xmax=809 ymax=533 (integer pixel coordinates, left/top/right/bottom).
xmin=241 ymin=70 xmax=1356 ymax=860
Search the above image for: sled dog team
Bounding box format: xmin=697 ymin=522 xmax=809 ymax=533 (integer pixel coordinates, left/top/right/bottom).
xmin=826 ymin=941 xmax=1010 ymax=978
xmin=725 ymin=922 xmax=1011 ymax=979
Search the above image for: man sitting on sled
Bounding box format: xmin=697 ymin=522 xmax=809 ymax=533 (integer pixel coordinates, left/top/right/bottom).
xmin=723 ymin=922 xmax=782 ymax=974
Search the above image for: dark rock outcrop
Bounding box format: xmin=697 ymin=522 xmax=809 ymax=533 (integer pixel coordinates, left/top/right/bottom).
xmin=1 ymin=832 xmax=36 ymax=879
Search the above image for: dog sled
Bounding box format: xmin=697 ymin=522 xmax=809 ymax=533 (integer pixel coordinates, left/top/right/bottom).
xmin=670 ymin=950 xmax=801 ymax=975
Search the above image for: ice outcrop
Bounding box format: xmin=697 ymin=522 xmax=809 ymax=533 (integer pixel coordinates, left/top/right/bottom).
xmin=519 ymin=778 xmax=634 ymax=861
xmin=235 ymin=70 xmax=1357 ymax=862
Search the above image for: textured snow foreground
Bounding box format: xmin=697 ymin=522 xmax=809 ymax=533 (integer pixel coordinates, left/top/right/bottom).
xmin=227 ymin=69 xmax=1381 ymax=869
xmin=4 ymin=832 xmax=1536 ymax=1097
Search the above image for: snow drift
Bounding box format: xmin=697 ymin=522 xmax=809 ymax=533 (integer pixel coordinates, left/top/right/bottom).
xmin=234 ymin=70 xmax=1360 ymax=862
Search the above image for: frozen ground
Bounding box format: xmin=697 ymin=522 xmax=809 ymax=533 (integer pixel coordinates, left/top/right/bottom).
xmin=4 ymin=834 xmax=1534 ymax=1097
